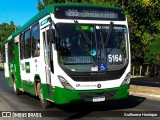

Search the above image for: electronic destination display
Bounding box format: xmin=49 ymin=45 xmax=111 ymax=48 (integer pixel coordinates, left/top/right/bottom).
xmin=54 ymin=6 xmax=126 ymax=21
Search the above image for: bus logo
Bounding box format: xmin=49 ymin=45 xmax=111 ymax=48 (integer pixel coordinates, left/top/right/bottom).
xmin=76 ymin=84 xmax=80 ymax=87
xmin=97 ymin=84 xmax=101 ymax=88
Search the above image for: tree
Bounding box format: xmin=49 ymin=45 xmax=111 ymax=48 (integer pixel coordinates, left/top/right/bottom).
xmin=144 ymin=37 xmax=160 ymax=64
xmin=0 ymin=21 xmax=19 ymax=61
xmin=125 ymin=0 xmax=160 ymax=64
xmin=37 ymin=0 xmax=79 ymax=11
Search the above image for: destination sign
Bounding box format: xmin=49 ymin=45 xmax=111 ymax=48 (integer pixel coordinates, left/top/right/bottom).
xmin=54 ymin=6 xmax=125 ymax=21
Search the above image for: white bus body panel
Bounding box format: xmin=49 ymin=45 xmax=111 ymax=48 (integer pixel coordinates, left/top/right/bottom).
xmin=4 ymin=44 xmax=9 ymax=78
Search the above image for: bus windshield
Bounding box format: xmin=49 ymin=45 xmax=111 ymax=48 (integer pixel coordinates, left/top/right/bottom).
xmin=56 ymin=23 xmax=128 ymax=73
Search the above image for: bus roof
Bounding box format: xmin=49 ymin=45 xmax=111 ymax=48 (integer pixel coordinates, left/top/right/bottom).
xmin=3 ymin=3 xmax=124 ymax=45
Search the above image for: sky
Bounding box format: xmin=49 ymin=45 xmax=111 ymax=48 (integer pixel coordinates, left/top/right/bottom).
xmin=0 ymin=0 xmax=38 ymax=26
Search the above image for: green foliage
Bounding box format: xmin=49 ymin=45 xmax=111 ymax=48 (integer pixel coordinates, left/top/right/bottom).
xmin=0 ymin=21 xmax=19 ymax=60
xmin=37 ymin=0 xmax=81 ymax=11
xmin=125 ymin=0 xmax=160 ymax=64
xmin=37 ymin=0 xmax=45 ymax=12
xmin=144 ymin=37 xmax=160 ymax=64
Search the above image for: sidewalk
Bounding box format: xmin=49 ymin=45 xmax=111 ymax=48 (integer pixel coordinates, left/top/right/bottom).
xmin=130 ymin=76 xmax=160 ymax=100
xmin=0 ymin=96 xmax=13 ymax=111
xmin=130 ymin=85 xmax=160 ymax=100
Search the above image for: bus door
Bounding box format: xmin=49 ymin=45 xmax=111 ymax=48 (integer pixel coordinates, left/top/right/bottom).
xmin=41 ymin=25 xmax=54 ymax=97
xmin=14 ymin=40 xmax=22 ymax=88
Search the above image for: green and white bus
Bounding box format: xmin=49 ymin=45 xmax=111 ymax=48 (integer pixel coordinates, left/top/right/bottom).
xmin=3 ymin=3 xmax=131 ymax=108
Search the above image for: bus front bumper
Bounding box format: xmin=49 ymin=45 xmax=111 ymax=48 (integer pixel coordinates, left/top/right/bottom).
xmin=53 ymin=84 xmax=130 ymax=104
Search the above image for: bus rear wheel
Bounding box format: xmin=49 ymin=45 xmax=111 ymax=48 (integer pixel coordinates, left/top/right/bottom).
xmin=13 ymin=80 xmax=22 ymax=95
xmin=37 ymin=83 xmax=50 ymax=108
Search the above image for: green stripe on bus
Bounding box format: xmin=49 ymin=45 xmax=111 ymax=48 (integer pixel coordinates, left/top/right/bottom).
xmin=52 ymin=84 xmax=130 ymax=104
xmin=22 ymin=80 xmax=36 ymax=95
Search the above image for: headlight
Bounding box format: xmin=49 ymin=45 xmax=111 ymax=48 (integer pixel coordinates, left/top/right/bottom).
xmin=57 ymin=75 xmax=74 ymax=90
xmin=121 ymin=72 xmax=130 ymax=86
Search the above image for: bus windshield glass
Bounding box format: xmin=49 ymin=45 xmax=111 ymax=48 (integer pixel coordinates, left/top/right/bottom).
xmin=56 ymin=23 xmax=128 ymax=73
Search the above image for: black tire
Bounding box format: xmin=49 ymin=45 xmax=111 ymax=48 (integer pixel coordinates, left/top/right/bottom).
xmin=37 ymin=83 xmax=50 ymax=108
xmin=13 ymin=80 xmax=22 ymax=95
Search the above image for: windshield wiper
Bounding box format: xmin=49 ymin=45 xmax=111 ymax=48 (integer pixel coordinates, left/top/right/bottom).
xmin=74 ymin=20 xmax=92 ymax=45
xmin=100 ymin=31 xmax=105 ymax=50
xmin=105 ymin=22 xmax=114 ymax=48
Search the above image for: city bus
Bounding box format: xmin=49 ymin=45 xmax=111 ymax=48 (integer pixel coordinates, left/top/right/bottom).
xmin=3 ymin=3 xmax=131 ymax=108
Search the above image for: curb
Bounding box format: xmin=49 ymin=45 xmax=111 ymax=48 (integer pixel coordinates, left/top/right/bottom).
xmin=129 ymin=92 xmax=160 ymax=100
xmin=129 ymin=85 xmax=160 ymax=100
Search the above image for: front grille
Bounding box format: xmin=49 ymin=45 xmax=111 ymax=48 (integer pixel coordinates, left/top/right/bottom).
xmin=79 ymin=91 xmax=117 ymax=101
xmin=71 ymin=74 xmax=122 ymax=81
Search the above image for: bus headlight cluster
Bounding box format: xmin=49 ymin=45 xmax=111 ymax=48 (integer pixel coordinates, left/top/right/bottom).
xmin=121 ymin=72 xmax=130 ymax=86
xmin=57 ymin=75 xmax=74 ymax=90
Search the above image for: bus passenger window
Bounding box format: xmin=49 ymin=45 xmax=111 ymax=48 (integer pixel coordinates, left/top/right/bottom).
xmin=8 ymin=41 xmax=14 ymax=61
xmin=2 ymin=46 xmax=5 ymax=63
xmin=24 ymin=29 xmax=31 ymax=59
xmin=34 ymin=43 xmax=40 ymax=57
xmin=31 ymin=23 xmax=40 ymax=57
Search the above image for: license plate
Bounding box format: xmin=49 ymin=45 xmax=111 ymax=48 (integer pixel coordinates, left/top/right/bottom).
xmin=93 ymin=96 xmax=105 ymax=102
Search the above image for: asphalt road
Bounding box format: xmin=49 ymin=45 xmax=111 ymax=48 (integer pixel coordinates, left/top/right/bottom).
xmin=131 ymin=77 xmax=160 ymax=87
xmin=0 ymin=70 xmax=160 ymax=120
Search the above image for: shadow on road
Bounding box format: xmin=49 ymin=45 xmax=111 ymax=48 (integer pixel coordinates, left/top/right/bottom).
xmin=131 ymin=77 xmax=160 ymax=87
xmin=52 ymin=95 xmax=146 ymax=119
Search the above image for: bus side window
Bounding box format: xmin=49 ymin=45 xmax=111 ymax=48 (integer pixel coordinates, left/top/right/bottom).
xmin=24 ymin=29 xmax=31 ymax=59
xmin=8 ymin=40 xmax=14 ymax=62
xmin=31 ymin=22 xmax=40 ymax=57
xmin=47 ymin=29 xmax=54 ymax=73
xmin=47 ymin=29 xmax=55 ymax=43
xmin=2 ymin=46 xmax=5 ymax=63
